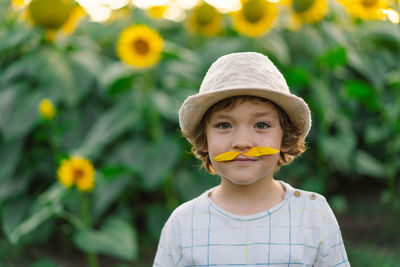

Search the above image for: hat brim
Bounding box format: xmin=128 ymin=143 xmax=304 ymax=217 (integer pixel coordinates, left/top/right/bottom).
xmin=179 ymin=87 xmax=311 ymax=141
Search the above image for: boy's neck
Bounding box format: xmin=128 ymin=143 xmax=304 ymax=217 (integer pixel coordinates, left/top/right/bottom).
xmin=209 ymin=177 xmax=286 ymax=216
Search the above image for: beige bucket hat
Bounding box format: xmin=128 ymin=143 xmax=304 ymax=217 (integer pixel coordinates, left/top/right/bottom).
xmin=179 ymin=52 xmax=311 ymax=141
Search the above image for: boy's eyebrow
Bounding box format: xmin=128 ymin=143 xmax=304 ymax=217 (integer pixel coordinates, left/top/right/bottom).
xmin=210 ymin=113 xmax=234 ymax=120
xmin=253 ymin=112 xmax=275 ymax=118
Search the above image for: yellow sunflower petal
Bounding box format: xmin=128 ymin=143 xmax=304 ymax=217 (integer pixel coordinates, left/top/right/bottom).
xmin=231 ymin=0 xmax=278 ymax=37
xmin=214 ymin=151 xmax=243 ymax=161
xmin=147 ymin=5 xmax=168 ymax=19
xmin=57 ymin=156 xmax=95 ymax=192
xmin=116 ymin=25 xmax=163 ymax=68
xmin=61 ymin=5 xmax=85 ymax=35
xmin=186 ymin=2 xmax=223 ymax=36
xmin=340 ymin=0 xmax=388 ymax=20
xmin=242 ymin=146 xmax=280 ymax=157
xmin=39 ymin=98 xmax=56 ymax=120
xmin=291 ymin=0 xmax=328 ymax=23
xmin=57 ymin=159 xmax=75 ymax=188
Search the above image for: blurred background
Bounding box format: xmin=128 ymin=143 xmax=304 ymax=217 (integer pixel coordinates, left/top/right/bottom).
xmin=1 ymin=0 xmax=400 ymax=266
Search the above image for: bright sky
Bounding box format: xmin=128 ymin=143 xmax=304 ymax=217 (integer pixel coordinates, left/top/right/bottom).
xmin=75 ymin=0 xmax=241 ymax=22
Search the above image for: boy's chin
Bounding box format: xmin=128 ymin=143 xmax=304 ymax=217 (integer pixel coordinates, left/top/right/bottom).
xmin=221 ymin=176 xmax=267 ymax=186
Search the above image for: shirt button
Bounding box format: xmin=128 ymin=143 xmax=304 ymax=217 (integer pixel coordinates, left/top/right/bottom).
xmin=310 ymin=193 xmax=316 ymax=200
xmin=294 ymin=191 xmax=301 ymax=197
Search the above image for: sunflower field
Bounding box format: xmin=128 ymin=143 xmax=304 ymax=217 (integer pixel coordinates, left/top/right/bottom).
xmin=1 ymin=0 xmax=400 ymax=266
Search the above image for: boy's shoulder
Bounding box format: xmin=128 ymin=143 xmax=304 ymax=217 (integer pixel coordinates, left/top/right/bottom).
xmin=283 ymin=181 xmax=329 ymax=209
xmin=283 ymin=181 xmax=339 ymax=226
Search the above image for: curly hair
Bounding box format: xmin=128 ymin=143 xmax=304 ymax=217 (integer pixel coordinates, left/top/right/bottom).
xmin=182 ymin=96 xmax=308 ymax=174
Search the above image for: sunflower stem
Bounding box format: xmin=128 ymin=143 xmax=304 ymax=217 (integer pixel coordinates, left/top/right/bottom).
xmin=80 ymin=192 xmax=99 ymax=267
xmin=87 ymin=252 xmax=99 ymax=267
xmin=56 ymin=209 xmax=84 ymax=230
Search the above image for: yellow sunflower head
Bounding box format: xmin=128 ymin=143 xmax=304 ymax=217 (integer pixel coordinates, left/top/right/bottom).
xmin=39 ymin=98 xmax=56 ymax=120
xmin=231 ymin=0 xmax=279 ymax=37
xmin=291 ymin=0 xmax=328 ymax=23
xmin=340 ymin=0 xmax=388 ymax=20
xmin=186 ymin=2 xmax=223 ymax=36
xmin=28 ymin=0 xmax=75 ymax=30
xmin=57 ymin=156 xmax=95 ymax=192
xmin=116 ymin=25 xmax=163 ymax=69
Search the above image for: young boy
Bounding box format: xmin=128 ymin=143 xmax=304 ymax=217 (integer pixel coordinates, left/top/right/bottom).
xmin=153 ymin=52 xmax=349 ymax=266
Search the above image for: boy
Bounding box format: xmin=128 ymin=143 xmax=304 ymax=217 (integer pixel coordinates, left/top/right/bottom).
xmin=153 ymin=52 xmax=349 ymax=266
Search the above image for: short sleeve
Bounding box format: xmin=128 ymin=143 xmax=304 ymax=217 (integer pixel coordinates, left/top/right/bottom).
xmin=153 ymin=212 xmax=183 ymax=267
xmin=314 ymin=201 xmax=350 ymax=266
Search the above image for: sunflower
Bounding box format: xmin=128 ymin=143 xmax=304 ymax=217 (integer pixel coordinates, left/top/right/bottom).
xmin=57 ymin=156 xmax=95 ymax=192
xmin=116 ymin=25 xmax=163 ymax=68
xmin=340 ymin=0 xmax=388 ymax=20
xmin=39 ymin=98 xmax=56 ymax=120
xmin=28 ymin=0 xmax=75 ymax=30
xmin=231 ymin=0 xmax=279 ymax=37
xmin=186 ymin=2 xmax=223 ymax=36
xmin=290 ymin=0 xmax=328 ymax=23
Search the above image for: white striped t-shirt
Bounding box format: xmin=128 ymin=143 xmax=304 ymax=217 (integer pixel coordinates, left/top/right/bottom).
xmin=153 ymin=181 xmax=349 ymax=267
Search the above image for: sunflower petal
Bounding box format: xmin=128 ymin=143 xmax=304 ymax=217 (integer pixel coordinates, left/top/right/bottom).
xmin=242 ymin=147 xmax=280 ymax=157
xmin=214 ymin=151 xmax=242 ymax=161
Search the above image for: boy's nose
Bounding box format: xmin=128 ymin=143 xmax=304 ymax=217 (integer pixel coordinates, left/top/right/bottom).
xmin=232 ymin=129 xmax=254 ymax=151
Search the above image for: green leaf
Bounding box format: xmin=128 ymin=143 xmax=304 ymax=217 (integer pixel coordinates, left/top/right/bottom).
xmin=365 ymin=124 xmax=390 ymax=145
xmin=261 ymin=32 xmax=290 ymax=65
xmin=329 ymin=195 xmax=348 ymax=214
xmin=146 ymin=205 xmax=171 ymax=239
xmin=73 ymin=101 xmax=139 ymax=159
xmin=0 ymin=24 xmax=39 ymax=54
xmin=0 ymin=83 xmax=42 ymax=140
xmin=151 ymin=91 xmax=181 ymax=122
xmin=1 ymin=198 xmax=30 ymax=240
xmin=0 ymin=174 xmax=30 ymax=203
xmin=0 ymin=138 xmax=22 ymax=181
xmin=98 ymin=62 xmax=134 ymax=94
xmin=6 ymin=205 xmax=54 ymax=245
xmin=319 ymin=47 xmax=347 ymax=68
xmin=29 ymin=258 xmax=59 ymax=267
xmin=142 ymin=136 xmax=182 ymax=190
xmin=3 ymin=184 xmax=66 ymax=244
xmin=345 ymin=80 xmax=380 ymax=111
xmin=285 ymin=67 xmax=310 ymax=87
xmin=175 ymin=168 xmax=219 ymax=202
xmin=310 ymin=79 xmax=339 ymax=124
xmin=35 ymin=47 xmax=77 ymax=106
xmin=92 ymin=175 xmax=132 ymax=221
xmin=105 ymin=136 xmax=182 ymax=190
xmin=73 ymin=216 xmax=138 ymax=261
xmin=355 ymin=150 xmax=386 ymax=178
xmin=320 ymin=129 xmax=356 ymax=172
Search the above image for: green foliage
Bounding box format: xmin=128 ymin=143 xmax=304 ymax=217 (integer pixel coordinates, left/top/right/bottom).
xmin=73 ymin=216 xmax=138 ymax=261
xmin=0 ymin=0 xmax=399 ymax=265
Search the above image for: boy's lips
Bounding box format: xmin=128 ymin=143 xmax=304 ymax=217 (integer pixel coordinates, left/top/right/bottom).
xmin=232 ymin=156 xmax=258 ymax=162
xmin=230 ymin=157 xmax=259 ymax=166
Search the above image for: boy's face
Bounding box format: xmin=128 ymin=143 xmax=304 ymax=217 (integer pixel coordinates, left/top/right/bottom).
xmin=205 ymin=100 xmax=283 ymax=186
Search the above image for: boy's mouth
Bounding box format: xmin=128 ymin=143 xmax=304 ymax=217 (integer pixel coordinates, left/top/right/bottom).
xmin=213 ymin=147 xmax=280 ymax=162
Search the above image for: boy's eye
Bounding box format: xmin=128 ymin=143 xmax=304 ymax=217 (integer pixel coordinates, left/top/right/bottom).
xmin=255 ymin=122 xmax=269 ymax=129
xmin=216 ymin=122 xmax=231 ymax=129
